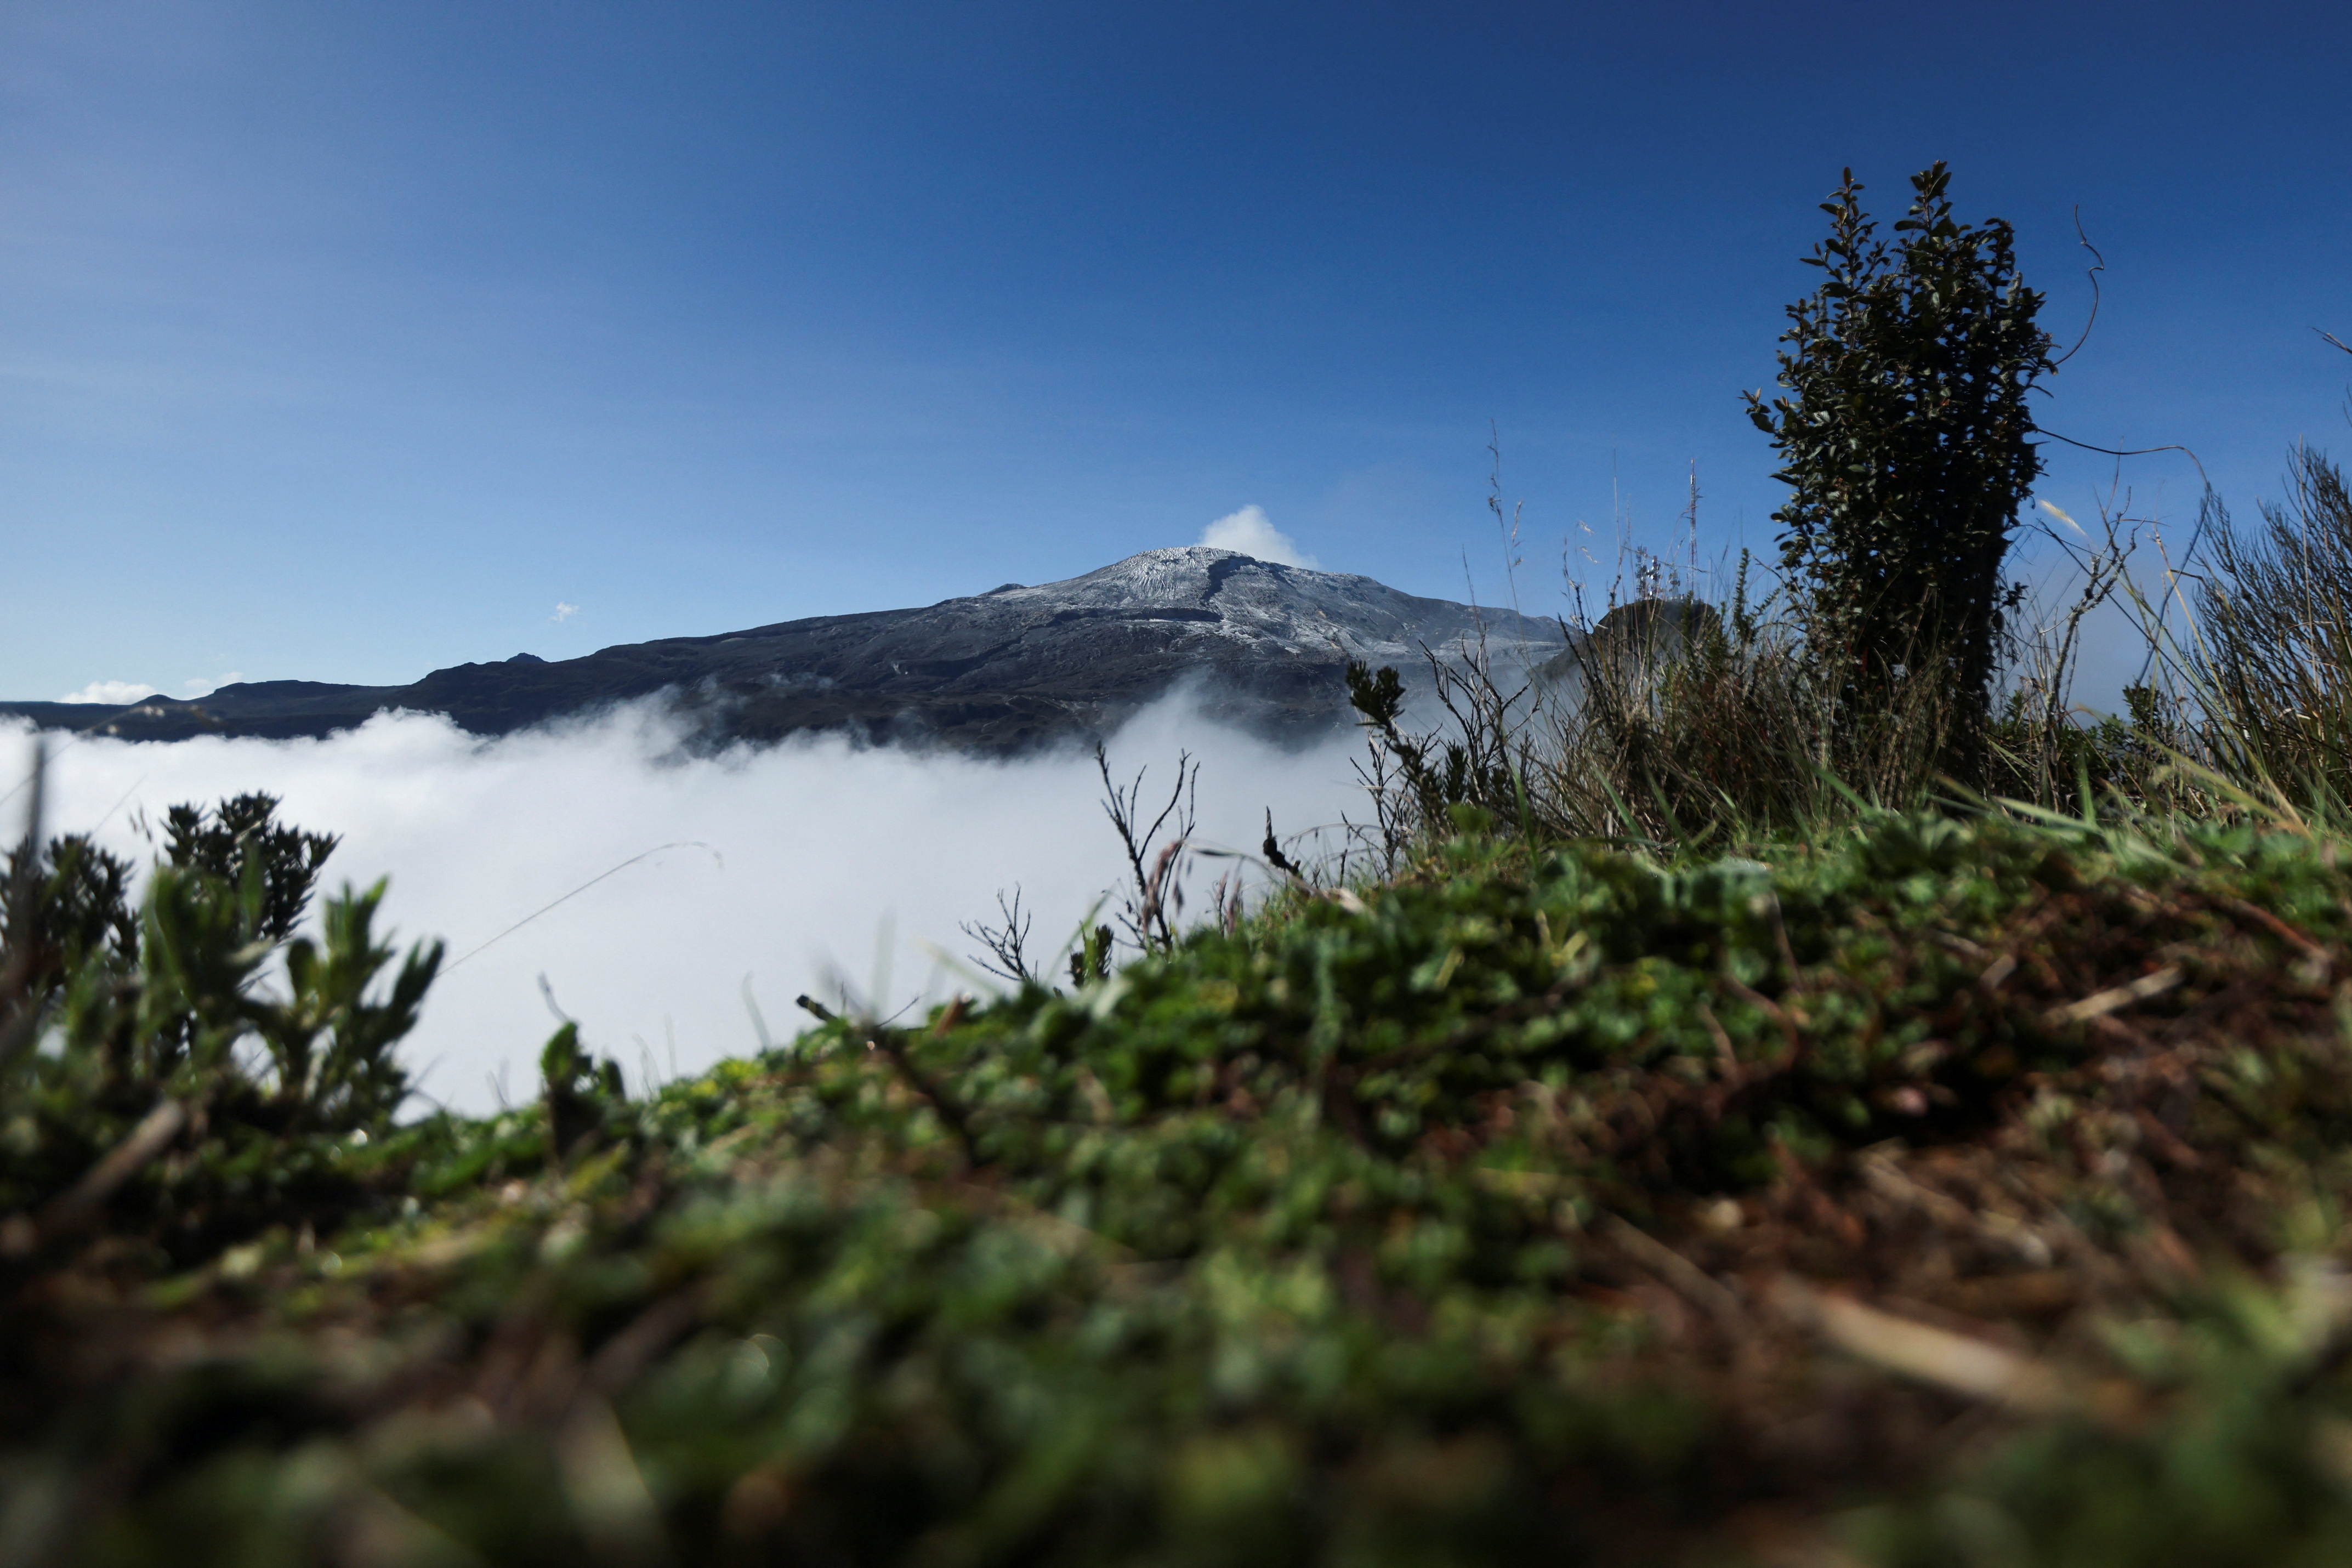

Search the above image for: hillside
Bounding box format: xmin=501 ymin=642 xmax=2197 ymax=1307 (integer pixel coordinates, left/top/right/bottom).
xmin=1 ymin=549 xmax=1565 ymax=753
xmin=9 ymin=803 xmax=2352 ymax=1565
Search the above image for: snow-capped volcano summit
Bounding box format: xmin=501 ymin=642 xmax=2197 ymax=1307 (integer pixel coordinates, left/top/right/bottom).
xmin=4 ymin=550 xmax=1570 ymax=752
xmin=973 ymin=546 xmax=1553 ymax=664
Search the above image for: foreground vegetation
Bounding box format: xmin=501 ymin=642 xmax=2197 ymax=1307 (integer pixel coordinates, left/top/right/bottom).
xmin=8 ymin=161 xmax=2352 ymax=1563
xmin=11 ymin=788 xmax=2352 ymax=1565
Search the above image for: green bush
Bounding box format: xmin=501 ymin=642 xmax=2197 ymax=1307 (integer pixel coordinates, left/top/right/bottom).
xmin=1 ymin=794 xmax=441 ymax=1260
xmin=1746 ymin=162 xmax=2056 ymax=779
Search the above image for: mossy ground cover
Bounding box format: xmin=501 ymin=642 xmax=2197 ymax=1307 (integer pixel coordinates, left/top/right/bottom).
xmin=11 ymin=806 xmax=2352 ymax=1565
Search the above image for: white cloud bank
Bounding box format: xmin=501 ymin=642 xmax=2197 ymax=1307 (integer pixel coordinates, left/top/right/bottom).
xmin=1200 ymin=505 xmax=1319 ymax=569
xmin=58 ymin=680 xmax=161 ymax=705
xmin=55 ymin=674 xmax=244 ymax=704
xmin=13 ymin=697 xmax=1367 ymax=1115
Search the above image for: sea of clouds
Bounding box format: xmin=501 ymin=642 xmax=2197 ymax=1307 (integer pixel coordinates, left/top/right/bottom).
xmin=10 ymin=695 xmax=1370 ymax=1115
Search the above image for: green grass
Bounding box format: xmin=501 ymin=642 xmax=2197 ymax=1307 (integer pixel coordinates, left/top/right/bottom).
xmin=14 ymin=802 xmax=2352 ymax=1565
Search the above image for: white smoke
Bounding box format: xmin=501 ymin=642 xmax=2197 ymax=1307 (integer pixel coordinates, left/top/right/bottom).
xmin=12 ymin=696 xmax=1368 ymax=1114
xmin=1200 ymin=505 xmax=1319 ymax=569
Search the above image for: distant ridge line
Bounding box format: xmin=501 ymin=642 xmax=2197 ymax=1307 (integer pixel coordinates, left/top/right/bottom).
xmin=4 ymin=548 xmax=1572 ymax=755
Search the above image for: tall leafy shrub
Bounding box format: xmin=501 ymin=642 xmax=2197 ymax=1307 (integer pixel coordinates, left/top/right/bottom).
xmin=1745 ymin=162 xmax=2056 ymax=776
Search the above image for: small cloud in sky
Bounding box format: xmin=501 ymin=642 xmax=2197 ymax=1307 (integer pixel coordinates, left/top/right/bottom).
xmin=551 ymin=602 xmax=580 ymax=623
xmin=1200 ymin=505 xmax=1319 ymax=570
xmin=181 ymin=673 xmax=245 ymax=699
xmin=58 ymin=679 xmax=161 ymax=705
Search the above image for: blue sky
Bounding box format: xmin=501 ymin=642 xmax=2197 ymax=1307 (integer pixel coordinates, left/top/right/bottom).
xmin=5 ymin=0 xmax=2348 ymax=703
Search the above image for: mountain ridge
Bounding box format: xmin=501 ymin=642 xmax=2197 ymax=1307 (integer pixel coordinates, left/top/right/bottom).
xmin=4 ymin=548 xmax=1572 ymax=753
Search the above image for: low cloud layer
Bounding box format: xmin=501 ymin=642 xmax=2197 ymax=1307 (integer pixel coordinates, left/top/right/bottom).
xmin=14 ymin=697 xmax=1368 ymax=1114
xmin=57 ymin=679 xmax=162 ymax=705
xmin=55 ymin=674 xmax=243 ymax=703
xmin=1200 ymin=505 xmax=1319 ymax=570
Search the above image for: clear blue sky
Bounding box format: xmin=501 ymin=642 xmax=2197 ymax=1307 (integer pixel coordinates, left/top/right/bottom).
xmin=6 ymin=0 xmax=2348 ymax=702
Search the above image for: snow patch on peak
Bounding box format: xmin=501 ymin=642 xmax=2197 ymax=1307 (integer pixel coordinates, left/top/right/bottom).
xmin=920 ymin=547 xmax=1565 ymax=682
xmin=1005 ymin=547 xmax=1257 ymax=610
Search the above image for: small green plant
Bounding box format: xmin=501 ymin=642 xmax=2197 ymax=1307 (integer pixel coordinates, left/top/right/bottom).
xmin=1 ymin=791 xmax=441 ymax=1259
xmin=539 ymin=1019 xmax=630 ymax=1163
xmin=162 ymin=793 xmax=339 ymax=941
